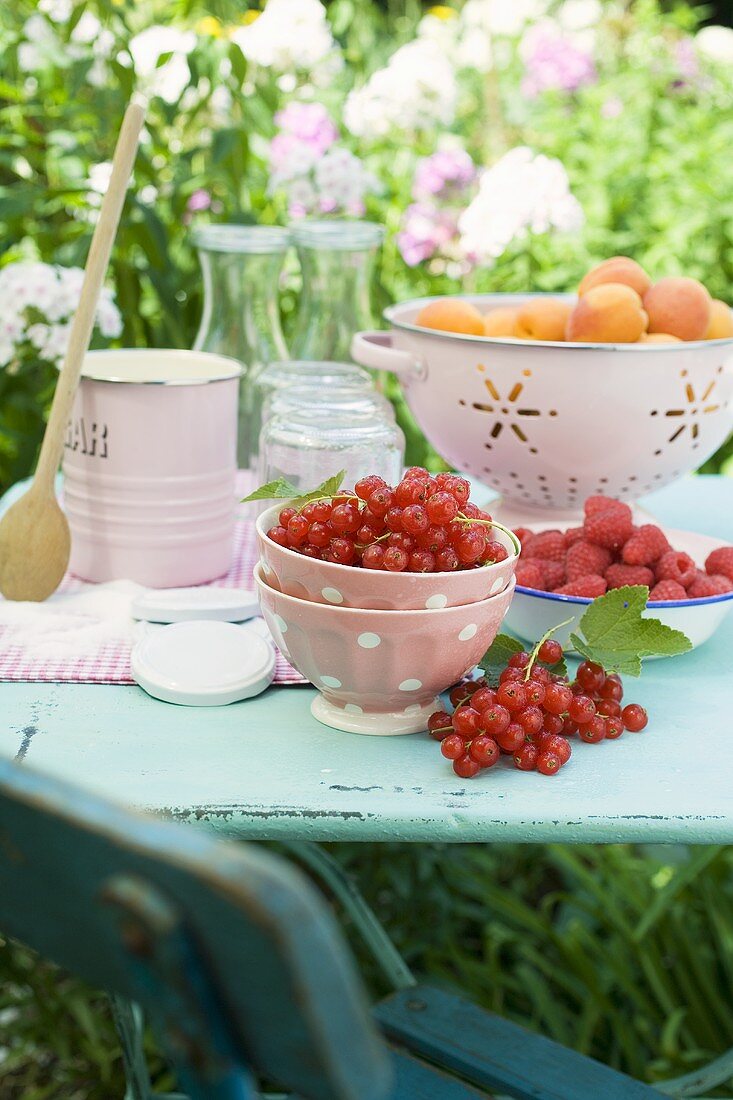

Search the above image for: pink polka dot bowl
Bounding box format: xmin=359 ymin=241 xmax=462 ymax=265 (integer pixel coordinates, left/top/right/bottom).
xmin=254 ymin=561 xmax=516 ymax=735
xmin=256 ymin=503 xmax=519 ymax=612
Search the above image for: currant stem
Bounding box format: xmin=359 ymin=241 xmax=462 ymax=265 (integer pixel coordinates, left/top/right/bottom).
xmin=455 ymin=514 xmax=522 ymax=556
xmin=523 ymin=618 xmax=575 ymax=682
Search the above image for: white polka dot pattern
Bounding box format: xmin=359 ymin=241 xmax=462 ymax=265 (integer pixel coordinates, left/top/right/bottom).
xmin=458 ymin=624 xmax=478 ymax=641
xmin=425 ymin=593 xmax=448 ymax=609
xmin=320 ymin=674 xmax=342 ymax=688
xmin=357 ymin=632 xmax=381 ymax=649
xmin=321 ymin=587 xmax=344 ymax=605
xmin=398 ymin=678 xmax=422 ymax=691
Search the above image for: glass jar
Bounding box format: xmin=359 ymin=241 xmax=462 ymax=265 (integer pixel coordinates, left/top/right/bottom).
xmin=252 ymin=359 xmax=373 ymax=435
xmin=192 ymin=224 xmax=290 ymax=470
xmin=264 ymin=385 xmax=395 ymax=427
xmin=260 ymin=407 xmax=405 ymax=493
xmin=290 ymin=220 xmax=385 ymax=361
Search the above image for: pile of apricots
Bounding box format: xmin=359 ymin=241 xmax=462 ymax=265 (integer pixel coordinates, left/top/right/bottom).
xmin=415 ymin=257 xmax=733 ymax=344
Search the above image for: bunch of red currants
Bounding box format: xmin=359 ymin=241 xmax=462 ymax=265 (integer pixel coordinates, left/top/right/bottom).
xmin=428 ymin=640 xmax=649 ymax=778
xmin=266 ymin=466 xmax=511 ymax=572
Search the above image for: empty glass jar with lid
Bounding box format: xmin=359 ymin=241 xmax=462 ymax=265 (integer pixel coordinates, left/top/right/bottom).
xmin=260 ymin=407 xmax=404 ymax=493
xmin=192 ymin=224 xmax=290 ymax=470
xmin=290 ymin=221 xmax=385 ymax=361
xmin=252 ymin=359 xmax=374 ymax=436
xmin=263 ymin=385 xmax=395 ymax=427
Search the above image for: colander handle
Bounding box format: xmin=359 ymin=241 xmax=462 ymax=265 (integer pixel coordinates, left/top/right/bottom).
xmin=351 ymin=331 xmax=426 ymax=380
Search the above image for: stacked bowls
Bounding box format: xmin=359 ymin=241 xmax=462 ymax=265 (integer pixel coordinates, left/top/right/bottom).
xmin=255 ymin=503 xmax=519 ymax=735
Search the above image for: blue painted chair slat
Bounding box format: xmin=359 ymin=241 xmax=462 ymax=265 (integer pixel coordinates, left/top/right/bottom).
xmin=0 ymin=759 xmax=390 ymax=1100
xmin=375 ymin=986 xmax=662 ymax=1100
xmin=385 ymin=1049 xmax=489 ymax=1099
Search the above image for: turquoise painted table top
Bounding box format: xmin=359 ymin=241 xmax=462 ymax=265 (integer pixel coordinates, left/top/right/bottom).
xmin=1 ymin=476 xmax=732 ymax=844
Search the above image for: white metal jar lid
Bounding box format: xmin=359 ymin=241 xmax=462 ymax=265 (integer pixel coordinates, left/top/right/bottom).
xmin=131 ymin=587 xmax=260 ymax=624
xmin=132 ymin=621 xmax=275 ymax=707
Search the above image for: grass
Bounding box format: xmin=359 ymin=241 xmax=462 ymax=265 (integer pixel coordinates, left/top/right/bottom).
xmin=2 ymin=842 xmax=733 ymax=1097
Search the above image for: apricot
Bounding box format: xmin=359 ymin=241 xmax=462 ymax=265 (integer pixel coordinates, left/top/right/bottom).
xmin=416 ymin=298 xmax=485 ymax=336
xmin=565 ymin=283 xmax=648 ymax=344
xmin=705 ymin=299 xmax=733 ymax=340
xmin=640 ymin=333 xmax=681 ymax=343
xmin=579 ymin=256 xmax=652 ymax=299
xmin=483 ymin=306 xmax=520 ymax=337
xmin=643 ymin=277 xmax=712 ymax=341
xmin=515 ymin=298 xmax=572 ymax=342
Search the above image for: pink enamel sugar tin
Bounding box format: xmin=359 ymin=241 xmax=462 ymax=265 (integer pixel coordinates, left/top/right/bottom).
xmin=62 ymin=349 xmax=241 ymax=587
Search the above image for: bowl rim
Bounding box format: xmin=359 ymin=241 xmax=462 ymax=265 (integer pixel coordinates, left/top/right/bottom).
xmin=383 ymin=293 xmax=733 ymax=353
xmin=254 ymin=562 xmax=516 ymax=616
xmin=255 ymin=501 xmax=521 ymax=577
xmin=514 ymin=583 xmax=733 ymax=609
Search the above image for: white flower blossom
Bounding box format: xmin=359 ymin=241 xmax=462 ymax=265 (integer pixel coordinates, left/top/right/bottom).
xmin=38 ymin=0 xmax=72 ymax=22
xmin=458 ymin=146 xmax=584 ymax=266
xmin=460 ymin=0 xmax=549 ymax=38
xmin=696 ymin=25 xmax=733 ymax=64
xmin=418 ymin=10 xmax=493 ymax=72
xmin=129 ymin=26 xmax=195 ymax=104
xmin=344 ymin=38 xmax=458 ymax=139
xmin=0 ymin=263 xmax=122 ymax=368
xmin=231 ymin=0 xmax=337 ymax=75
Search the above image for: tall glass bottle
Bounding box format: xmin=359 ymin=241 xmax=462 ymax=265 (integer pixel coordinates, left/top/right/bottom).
xmin=290 ymin=220 xmax=385 ymax=361
xmin=192 ymin=224 xmax=290 ymax=470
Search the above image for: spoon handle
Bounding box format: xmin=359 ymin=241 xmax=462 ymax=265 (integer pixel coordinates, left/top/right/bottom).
xmin=34 ymin=100 xmax=146 ymax=494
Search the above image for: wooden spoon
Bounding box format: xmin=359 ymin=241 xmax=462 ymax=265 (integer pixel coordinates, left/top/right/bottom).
xmin=0 ymin=101 xmax=145 ymax=602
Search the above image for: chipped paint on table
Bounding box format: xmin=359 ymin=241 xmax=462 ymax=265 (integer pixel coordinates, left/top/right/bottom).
xmin=1 ymin=477 xmax=732 ymax=844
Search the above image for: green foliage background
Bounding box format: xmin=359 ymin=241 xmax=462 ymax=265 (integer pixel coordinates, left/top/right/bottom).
xmin=1 ymin=0 xmax=733 ymax=1095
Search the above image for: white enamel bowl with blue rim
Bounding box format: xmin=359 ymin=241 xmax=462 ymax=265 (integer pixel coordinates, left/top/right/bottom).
xmin=504 ymin=526 xmax=733 ymax=652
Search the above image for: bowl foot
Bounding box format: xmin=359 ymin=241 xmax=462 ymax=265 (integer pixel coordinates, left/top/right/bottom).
xmin=310 ymin=694 xmax=439 ymax=736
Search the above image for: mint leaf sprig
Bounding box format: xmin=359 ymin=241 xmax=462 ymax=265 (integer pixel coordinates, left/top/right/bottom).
xmin=480 ymin=585 xmax=692 ymax=683
xmin=241 ymin=470 xmax=347 ymax=508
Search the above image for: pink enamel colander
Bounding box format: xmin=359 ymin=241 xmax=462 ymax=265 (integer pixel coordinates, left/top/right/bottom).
xmin=352 ymin=294 xmax=733 ymax=523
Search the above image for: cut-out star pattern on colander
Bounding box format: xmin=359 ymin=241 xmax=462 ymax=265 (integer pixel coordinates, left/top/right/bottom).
xmin=457 ymin=364 xmax=555 ymax=456
xmin=650 ymin=366 xmax=724 ymax=454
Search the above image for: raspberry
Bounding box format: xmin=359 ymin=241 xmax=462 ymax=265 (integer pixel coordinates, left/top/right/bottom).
xmin=584 ymin=495 xmax=615 ymax=517
xmin=541 ymin=560 xmax=566 ymax=590
xmin=515 ymin=561 xmax=546 ymax=590
xmin=554 ymin=574 xmax=608 ymax=598
xmin=648 ymin=580 xmax=687 ymax=601
xmin=513 ymin=527 xmax=534 ymax=548
xmin=688 ymin=572 xmax=733 ymax=598
xmin=524 ymin=529 xmax=566 ymax=562
xmin=621 ymin=524 xmax=670 ymax=566
xmin=705 ymin=546 xmax=733 ymax=583
xmin=564 ymin=526 xmax=585 ymax=547
xmin=605 ymin=562 xmax=655 ymax=589
xmin=655 ymin=550 xmax=696 ymax=588
xmin=566 ymin=540 xmax=612 ymax=581
xmin=584 ymin=502 xmax=634 ymax=550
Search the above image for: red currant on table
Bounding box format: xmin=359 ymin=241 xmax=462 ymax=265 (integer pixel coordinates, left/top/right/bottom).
xmin=544 ymin=682 xmax=573 ymax=715
xmin=539 ymin=734 xmax=572 ymax=764
xmin=453 ymin=754 xmax=482 ymax=779
xmin=604 ymin=716 xmax=624 ymax=740
xmin=576 ymin=660 xmax=605 ymax=693
xmin=621 ymin=703 xmax=648 ymax=732
xmin=578 ymin=715 xmax=606 ymax=743
xmin=569 ymin=694 xmax=597 ymax=725
xmin=453 ymin=707 xmax=480 ymax=737
xmin=537 ymin=750 xmax=562 ymax=776
xmin=496 ymin=722 xmax=525 ymax=753
xmin=469 ymin=736 xmax=501 ymax=768
xmin=537 ymin=638 xmax=563 ymax=665
xmin=478 ymin=704 xmax=511 ymax=736
xmin=496 ymin=681 xmax=528 ymax=712
xmin=513 ymin=743 xmax=539 ymax=771
xmin=441 ymin=734 xmax=467 ymax=760
xmin=427 ymin=711 xmax=453 ymax=741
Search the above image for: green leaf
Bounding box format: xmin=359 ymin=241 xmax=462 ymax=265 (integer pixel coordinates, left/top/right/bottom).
xmin=240 ymin=469 xmax=347 ymax=506
xmin=570 ymin=586 xmax=692 ymax=676
xmin=240 ymin=476 xmax=300 ymax=504
xmin=478 ymin=633 xmax=525 ymax=685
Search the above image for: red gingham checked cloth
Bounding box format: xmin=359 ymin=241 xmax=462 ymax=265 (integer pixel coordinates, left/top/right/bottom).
xmin=0 ymin=477 xmax=306 ymax=686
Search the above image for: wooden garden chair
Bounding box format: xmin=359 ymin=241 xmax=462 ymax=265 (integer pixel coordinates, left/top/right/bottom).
xmin=0 ymin=757 xmax=728 ymax=1100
